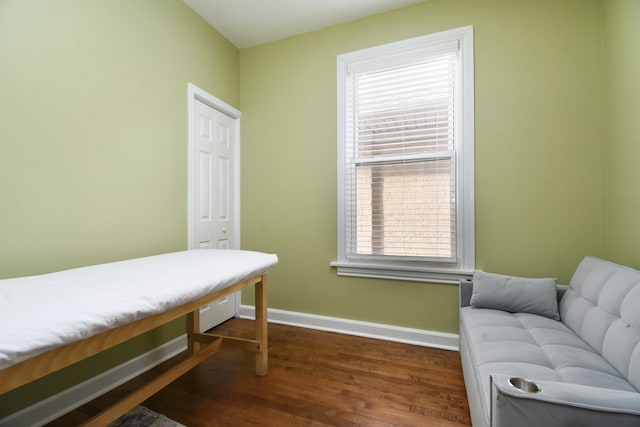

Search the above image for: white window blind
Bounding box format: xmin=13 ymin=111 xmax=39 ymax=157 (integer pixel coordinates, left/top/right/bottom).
xmin=334 ymin=26 xmax=474 ymax=283
xmin=345 ymin=44 xmax=457 ymax=262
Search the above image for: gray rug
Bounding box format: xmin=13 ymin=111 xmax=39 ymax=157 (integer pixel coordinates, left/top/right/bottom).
xmin=109 ymin=406 xmax=185 ymax=427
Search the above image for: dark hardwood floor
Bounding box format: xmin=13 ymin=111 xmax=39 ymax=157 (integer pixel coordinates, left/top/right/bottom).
xmin=49 ymin=319 xmax=471 ymax=426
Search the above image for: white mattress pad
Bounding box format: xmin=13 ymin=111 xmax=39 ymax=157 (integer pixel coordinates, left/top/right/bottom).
xmin=0 ymin=249 xmax=278 ymax=371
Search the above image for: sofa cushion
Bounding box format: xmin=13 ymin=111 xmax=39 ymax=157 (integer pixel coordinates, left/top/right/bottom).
xmin=470 ymin=271 xmax=559 ymax=320
xmin=459 ymin=306 xmax=637 ymax=423
xmin=559 ymin=256 xmax=640 ymax=391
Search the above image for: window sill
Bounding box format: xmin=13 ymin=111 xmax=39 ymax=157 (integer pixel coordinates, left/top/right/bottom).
xmin=330 ymin=261 xmax=473 ymax=284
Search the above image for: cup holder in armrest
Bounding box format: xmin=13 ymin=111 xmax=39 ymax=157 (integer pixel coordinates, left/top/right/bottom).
xmin=509 ymin=377 xmax=541 ymax=393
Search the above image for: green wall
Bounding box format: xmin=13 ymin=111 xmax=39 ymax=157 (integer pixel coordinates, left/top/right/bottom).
xmin=0 ymin=0 xmax=238 ymax=278
xmin=603 ymin=0 xmax=640 ymax=267
xmin=0 ymin=0 xmax=239 ymax=416
xmin=239 ymin=0 xmax=607 ymax=331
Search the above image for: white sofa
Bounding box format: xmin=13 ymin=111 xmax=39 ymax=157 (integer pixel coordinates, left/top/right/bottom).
xmin=459 ymin=256 xmax=640 ymax=427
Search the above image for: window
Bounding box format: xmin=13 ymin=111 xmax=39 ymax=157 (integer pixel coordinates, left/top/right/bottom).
xmin=332 ymin=26 xmax=474 ymax=284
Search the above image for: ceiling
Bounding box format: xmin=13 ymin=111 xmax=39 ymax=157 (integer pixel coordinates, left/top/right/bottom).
xmin=182 ymin=0 xmax=427 ymax=48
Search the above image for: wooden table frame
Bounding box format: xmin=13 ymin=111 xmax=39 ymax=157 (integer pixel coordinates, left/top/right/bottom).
xmin=0 ymin=273 xmax=269 ymax=426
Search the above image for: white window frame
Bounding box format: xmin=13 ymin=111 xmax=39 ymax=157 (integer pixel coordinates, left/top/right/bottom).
xmin=331 ymin=26 xmax=475 ymax=284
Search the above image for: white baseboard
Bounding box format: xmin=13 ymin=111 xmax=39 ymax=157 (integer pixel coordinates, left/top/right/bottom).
xmin=238 ymin=305 xmax=459 ymax=351
xmin=0 ymin=335 xmax=188 ymax=427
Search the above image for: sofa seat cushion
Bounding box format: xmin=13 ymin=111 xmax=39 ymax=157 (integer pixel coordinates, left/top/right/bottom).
xmin=460 ymin=306 xmax=637 ymax=417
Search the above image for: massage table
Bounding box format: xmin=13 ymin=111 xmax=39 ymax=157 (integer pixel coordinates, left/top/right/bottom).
xmin=0 ymin=249 xmax=278 ymax=426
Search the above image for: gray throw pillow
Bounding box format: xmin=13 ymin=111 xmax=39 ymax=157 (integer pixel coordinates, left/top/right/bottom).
xmin=470 ymin=271 xmax=560 ymax=320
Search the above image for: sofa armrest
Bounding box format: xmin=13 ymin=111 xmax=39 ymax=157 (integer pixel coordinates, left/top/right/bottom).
xmin=459 ymin=279 xmax=473 ymax=307
xmin=490 ymin=374 xmax=640 ymax=427
xmin=556 ymin=284 xmax=569 ymax=303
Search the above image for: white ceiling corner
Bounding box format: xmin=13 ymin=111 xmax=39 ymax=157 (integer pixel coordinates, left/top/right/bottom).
xmin=182 ymin=0 xmax=427 ymax=48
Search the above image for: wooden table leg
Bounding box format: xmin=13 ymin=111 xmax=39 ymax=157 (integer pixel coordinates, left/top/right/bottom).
xmin=187 ymin=310 xmax=200 ymax=354
xmin=255 ymin=274 xmax=268 ymax=376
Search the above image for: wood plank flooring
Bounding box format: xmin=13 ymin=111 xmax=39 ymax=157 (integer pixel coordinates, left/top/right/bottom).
xmin=49 ymin=319 xmax=471 ymax=426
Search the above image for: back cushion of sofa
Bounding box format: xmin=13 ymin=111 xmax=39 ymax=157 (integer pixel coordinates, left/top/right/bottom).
xmin=559 ymin=256 xmax=640 ymax=391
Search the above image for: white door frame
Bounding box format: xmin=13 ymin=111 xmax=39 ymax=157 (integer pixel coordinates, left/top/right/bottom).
xmin=187 ymin=82 xmax=241 ymax=315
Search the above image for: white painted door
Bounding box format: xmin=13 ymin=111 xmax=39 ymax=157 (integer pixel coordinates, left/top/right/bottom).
xmin=190 ymin=96 xmax=239 ymax=331
xmin=212 ymin=111 xmax=235 ymax=250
